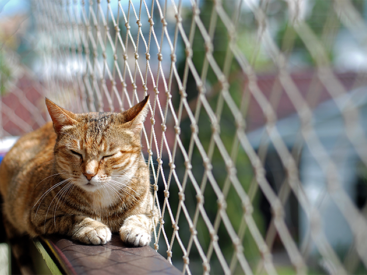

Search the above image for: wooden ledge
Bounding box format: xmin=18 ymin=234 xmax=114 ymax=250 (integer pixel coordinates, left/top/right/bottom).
xmin=34 ymin=235 xmax=180 ymax=275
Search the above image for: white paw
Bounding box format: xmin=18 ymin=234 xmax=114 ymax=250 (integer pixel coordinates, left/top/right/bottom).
xmin=73 ymin=219 xmax=112 ymax=245
xmin=119 ymin=226 xmax=151 ymax=246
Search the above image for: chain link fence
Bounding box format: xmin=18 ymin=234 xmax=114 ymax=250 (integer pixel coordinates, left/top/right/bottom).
xmin=2 ymin=0 xmax=367 ymax=274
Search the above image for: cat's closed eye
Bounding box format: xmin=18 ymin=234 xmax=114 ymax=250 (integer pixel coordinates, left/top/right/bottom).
xmin=102 ymin=153 xmax=116 ymax=159
xmin=70 ymin=150 xmax=83 ymax=159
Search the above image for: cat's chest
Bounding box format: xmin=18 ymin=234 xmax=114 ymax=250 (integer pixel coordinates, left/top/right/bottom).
xmin=91 ymin=188 xmax=119 ymax=208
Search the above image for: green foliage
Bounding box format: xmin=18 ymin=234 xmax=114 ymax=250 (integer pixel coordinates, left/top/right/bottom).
xmin=0 ymin=51 xmax=13 ymax=95
xmin=171 ymin=0 xmax=265 ymax=271
xmin=236 ymin=31 xmax=272 ymax=71
xmin=275 ymin=0 xmax=338 ymax=65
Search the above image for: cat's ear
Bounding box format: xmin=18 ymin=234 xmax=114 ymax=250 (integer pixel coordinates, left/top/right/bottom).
xmin=122 ymin=95 xmax=150 ymax=133
xmin=45 ymin=98 xmax=78 ymax=134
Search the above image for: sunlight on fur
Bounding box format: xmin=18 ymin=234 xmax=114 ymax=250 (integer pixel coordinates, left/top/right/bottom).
xmin=0 ymin=96 xmax=157 ymax=274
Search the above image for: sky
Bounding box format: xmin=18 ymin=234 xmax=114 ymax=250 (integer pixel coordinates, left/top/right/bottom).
xmin=0 ymin=0 xmax=29 ymax=16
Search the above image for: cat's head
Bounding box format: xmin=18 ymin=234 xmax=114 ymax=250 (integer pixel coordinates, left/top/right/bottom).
xmin=45 ymin=96 xmax=150 ymax=193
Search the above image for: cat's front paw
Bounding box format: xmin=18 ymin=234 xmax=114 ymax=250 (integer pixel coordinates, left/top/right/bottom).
xmin=119 ymin=225 xmax=151 ymax=246
xmin=72 ymin=217 xmax=112 ymax=245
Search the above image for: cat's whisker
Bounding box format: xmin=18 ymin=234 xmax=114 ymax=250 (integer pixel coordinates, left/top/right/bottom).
xmin=34 ymin=178 xmax=73 ymax=219
xmin=102 ymin=181 xmax=136 ymax=211
xmin=104 ymin=181 xmax=138 ymax=203
xmin=111 ymin=176 xmax=139 ymax=184
xmin=109 ymin=178 xmax=135 ymax=189
xmin=109 ymin=178 xmax=139 ymax=196
xmin=111 ymin=172 xmax=141 ymax=178
xmin=109 ymin=169 xmax=133 ymax=178
xmin=53 ymin=183 xmax=74 ymax=227
xmin=103 ymin=182 xmax=123 ymax=202
xmin=35 ymin=172 xmax=70 ymax=188
xmin=111 ymin=175 xmax=141 ymax=181
xmin=104 ymin=182 xmax=126 ymax=199
xmin=43 ymin=181 xmax=72 ymax=232
xmin=33 ymin=178 xmax=73 ymax=208
xmin=99 ymin=185 xmax=109 ymax=219
xmin=101 ymin=183 xmax=124 ymax=206
xmin=106 ymin=182 xmax=138 ymax=203
xmin=52 ymin=183 xmax=70 ymax=227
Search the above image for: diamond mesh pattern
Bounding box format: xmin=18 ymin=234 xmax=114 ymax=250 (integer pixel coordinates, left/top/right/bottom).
xmin=2 ymin=0 xmax=367 ymax=274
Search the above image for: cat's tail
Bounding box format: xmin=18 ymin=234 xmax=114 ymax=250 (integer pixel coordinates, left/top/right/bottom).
xmin=2 ymin=213 xmax=34 ymax=275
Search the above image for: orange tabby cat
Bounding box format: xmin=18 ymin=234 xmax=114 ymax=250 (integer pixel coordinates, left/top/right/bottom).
xmin=0 ymin=95 xmax=157 ymax=273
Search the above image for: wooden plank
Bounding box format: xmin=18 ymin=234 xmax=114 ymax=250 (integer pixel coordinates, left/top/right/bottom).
xmin=40 ymin=235 xmax=181 ymax=275
xmin=33 ymin=239 xmax=63 ymax=275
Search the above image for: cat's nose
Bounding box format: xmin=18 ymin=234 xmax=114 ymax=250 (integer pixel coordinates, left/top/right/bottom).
xmin=83 ymin=172 xmax=96 ymax=181
xmin=84 ymin=160 xmax=98 ymax=181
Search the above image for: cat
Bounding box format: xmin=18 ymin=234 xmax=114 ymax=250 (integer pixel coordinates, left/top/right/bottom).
xmin=0 ymin=95 xmax=158 ymax=273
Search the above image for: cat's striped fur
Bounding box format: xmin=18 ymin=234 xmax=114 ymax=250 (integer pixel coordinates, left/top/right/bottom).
xmin=0 ymin=96 xmax=157 ymax=273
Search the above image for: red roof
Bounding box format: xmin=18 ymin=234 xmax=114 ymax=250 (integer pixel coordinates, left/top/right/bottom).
xmin=245 ymin=71 xmax=366 ymax=131
xmin=1 ymin=75 xmax=48 ymax=136
xmin=3 ymin=70 xmax=364 ymax=154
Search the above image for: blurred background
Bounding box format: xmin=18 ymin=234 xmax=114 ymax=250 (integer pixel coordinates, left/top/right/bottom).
xmin=1 ymin=0 xmax=367 ymax=274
